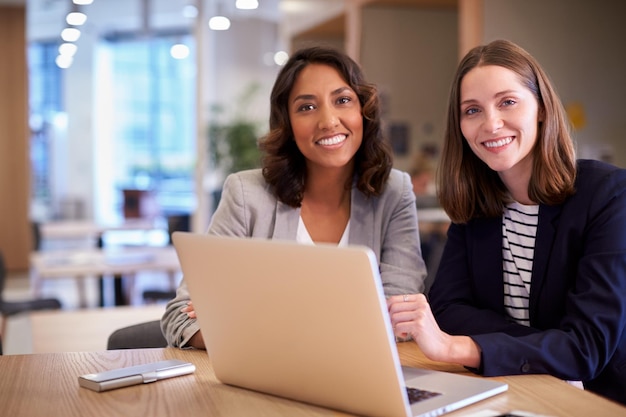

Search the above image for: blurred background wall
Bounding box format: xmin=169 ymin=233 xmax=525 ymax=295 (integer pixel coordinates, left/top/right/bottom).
xmin=0 ymin=0 xmax=624 ymax=269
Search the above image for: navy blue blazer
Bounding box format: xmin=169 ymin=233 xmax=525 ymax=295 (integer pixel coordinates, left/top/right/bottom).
xmin=429 ymin=159 xmax=626 ymax=405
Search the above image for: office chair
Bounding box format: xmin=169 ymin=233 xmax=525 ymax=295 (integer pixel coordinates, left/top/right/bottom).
xmin=0 ymin=251 xmax=62 ymax=351
xmin=107 ymin=320 xmax=167 ymax=350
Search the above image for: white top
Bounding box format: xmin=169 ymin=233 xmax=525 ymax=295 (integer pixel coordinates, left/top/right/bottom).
xmin=502 ymin=201 xmax=539 ymax=326
xmin=297 ymin=216 xmax=350 ymax=247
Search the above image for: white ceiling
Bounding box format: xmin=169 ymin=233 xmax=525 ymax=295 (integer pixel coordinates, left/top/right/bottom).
xmin=1 ymin=0 xmax=345 ymax=41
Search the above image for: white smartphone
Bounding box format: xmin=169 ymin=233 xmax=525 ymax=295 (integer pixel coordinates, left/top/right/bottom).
xmin=78 ymin=359 xmax=196 ymax=392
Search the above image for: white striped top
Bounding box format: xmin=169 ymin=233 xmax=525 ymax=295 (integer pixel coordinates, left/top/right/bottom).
xmin=502 ymin=201 xmax=539 ymax=326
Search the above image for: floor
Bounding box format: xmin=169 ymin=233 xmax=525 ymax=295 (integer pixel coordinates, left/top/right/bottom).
xmin=3 ymin=254 xmax=179 ymax=355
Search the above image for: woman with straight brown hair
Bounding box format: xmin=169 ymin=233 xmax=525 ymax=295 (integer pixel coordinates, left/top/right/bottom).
xmin=387 ymin=39 xmax=626 ymax=405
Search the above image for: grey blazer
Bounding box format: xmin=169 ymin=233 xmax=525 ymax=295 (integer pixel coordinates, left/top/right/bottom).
xmin=161 ymin=168 xmax=427 ymax=347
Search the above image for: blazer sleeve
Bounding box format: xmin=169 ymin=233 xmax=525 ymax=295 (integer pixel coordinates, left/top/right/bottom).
xmin=378 ymin=171 xmax=427 ymax=295
xmin=160 ymin=278 xmax=199 ymax=348
xmin=207 ymin=171 xmax=264 ymax=237
xmin=161 ymin=171 xmax=261 ymax=347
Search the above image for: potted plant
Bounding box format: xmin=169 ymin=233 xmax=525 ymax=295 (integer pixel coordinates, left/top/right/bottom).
xmin=207 ymin=82 xmax=264 ymax=205
xmin=207 ymin=82 xmax=263 ymax=176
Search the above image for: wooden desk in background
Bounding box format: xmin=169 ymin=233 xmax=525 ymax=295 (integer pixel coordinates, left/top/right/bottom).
xmin=38 ymin=219 xmax=169 ymax=306
xmin=28 ymin=304 xmax=166 ymax=353
xmin=1 ymin=344 xmax=624 ymax=417
xmin=39 ymin=218 xmax=164 ymax=238
xmin=29 ymin=246 xmax=181 ymax=308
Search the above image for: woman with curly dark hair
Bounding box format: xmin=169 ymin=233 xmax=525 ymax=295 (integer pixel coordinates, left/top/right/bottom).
xmin=163 ymin=45 xmax=427 ymax=350
xmin=260 ymin=46 xmax=394 ymax=207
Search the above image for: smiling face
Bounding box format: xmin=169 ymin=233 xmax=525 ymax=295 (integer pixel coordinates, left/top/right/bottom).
xmin=460 ymin=65 xmax=542 ymax=186
xmin=288 ymin=63 xmax=363 ymax=175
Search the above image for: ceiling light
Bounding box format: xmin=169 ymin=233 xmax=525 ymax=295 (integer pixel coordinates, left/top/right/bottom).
xmin=72 ymin=0 xmax=94 ymax=5
xmin=236 ymin=0 xmax=258 ymax=10
xmin=61 ymin=27 xmax=81 ymax=42
xmin=58 ymin=43 xmax=78 ymax=57
xmin=208 ymin=16 xmax=230 ymax=31
xmin=55 ymin=54 xmax=73 ymax=69
xmin=66 ymin=12 xmax=87 ymax=26
xmin=274 ymin=51 xmax=289 ymax=66
xmin=170 ymin=44 xmax=190 ymax=60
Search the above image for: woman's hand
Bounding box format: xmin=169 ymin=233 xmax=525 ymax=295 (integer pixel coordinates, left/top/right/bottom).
xmin=180 ymin=301 xmax=206 ymax=349
xmin=387 ymin=293 xmax=450 ymax=359
xmin=181 ymin=301 xmax=197 ymax=319
xmin=386 ymin=294 xmax=481 ymax=368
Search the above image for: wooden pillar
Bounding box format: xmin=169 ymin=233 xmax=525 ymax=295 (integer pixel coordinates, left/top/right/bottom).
xmin=345 ymin=0 xmax=363 ymax=63
xmin=0 ymin=6 xmax=31 ymax=271
xmin=458 ymin=0 xmax=483 ymax=60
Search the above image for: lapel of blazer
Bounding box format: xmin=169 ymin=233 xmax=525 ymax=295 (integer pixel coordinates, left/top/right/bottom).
xmin=529 ymin=203 xmax=561 ymax=314
xmin=347 ymin=187 xmax=374 ymax=247
xmin=272 ymin=200 xmax=300 ymax=240
xmin=271 ymin=185 xmax=371 ymax=244
xmin=472 ymin=217 xmax=506 ymax=313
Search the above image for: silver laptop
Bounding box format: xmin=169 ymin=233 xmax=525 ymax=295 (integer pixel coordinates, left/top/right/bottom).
xmin=172 ymin=232 xmax=507 ymax=417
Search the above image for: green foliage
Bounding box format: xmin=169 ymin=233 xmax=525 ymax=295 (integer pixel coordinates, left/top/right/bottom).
xmin=208 ymin=83 xmax=263 ymax=174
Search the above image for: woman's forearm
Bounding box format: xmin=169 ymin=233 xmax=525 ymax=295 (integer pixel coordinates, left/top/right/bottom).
xmin=446 ymin=335 xmax=481 ymax=368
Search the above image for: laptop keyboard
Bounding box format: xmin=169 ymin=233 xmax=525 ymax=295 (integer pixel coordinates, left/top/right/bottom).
xmin=406 ymin=387 xmax=442 ymax=404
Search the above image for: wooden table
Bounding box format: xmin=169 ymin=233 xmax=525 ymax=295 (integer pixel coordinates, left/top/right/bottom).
xmin=39 ymin=219 xmax=165 ymax=242
xmin=29 ymin=246 xmax=181 ymax=307
xmin=38 ymin=219 xmax=171 ymax=306
xmin=28 ymin=304 xmax=166 ymax=353
xmin=396 ymin=343 xmax=625 ymax=416
xmin=1 ymin=344 xmax=624 ymax=417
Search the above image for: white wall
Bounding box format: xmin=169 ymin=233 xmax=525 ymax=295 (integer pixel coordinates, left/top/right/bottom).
xmin=483 ymin=0 xmax=626 ymax=167
xmin=353 ymin=1 xmax=626 ymax=171
xmin=359 ymin=6 xmax=458 ymax=172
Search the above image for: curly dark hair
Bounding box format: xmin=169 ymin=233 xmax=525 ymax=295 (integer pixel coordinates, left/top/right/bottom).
xmin=259 ymin=45 xmax=393 ymax=207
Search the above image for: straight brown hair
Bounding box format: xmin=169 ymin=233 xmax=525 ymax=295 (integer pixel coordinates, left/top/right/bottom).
xmin=438 ymin=39 xmax=576 ymax=224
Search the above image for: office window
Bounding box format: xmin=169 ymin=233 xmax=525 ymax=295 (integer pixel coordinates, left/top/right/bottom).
xmin=96 ymin=33 xmax=196 ymax=220
xmin=28 ymin=41 xmax=63 ymax=215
